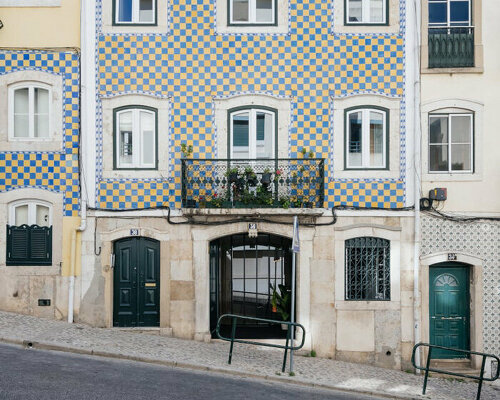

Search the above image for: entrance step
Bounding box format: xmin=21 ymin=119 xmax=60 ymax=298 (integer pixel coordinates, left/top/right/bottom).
xmin=114 ymin=327 xmax=173 ymax=337
xmin=429 ymin=359 xmax=480 ymax=381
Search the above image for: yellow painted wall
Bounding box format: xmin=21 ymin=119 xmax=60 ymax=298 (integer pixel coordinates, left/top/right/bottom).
xmin=62 ymin=216 xmax=82 ymax=277
xmin=0 ymin=0 xmax=80 ymax=48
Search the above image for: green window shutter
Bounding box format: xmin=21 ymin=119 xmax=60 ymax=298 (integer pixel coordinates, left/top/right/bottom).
xmin=6 ymin=225 xmax=52 ymax=266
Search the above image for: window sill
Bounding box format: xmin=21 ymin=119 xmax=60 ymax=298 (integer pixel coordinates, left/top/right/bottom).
xmin=334 ymin=300 xmax=400 ymax=311
xmin=423 ymin=172 xmax=482 ymax=182
xmin=422 ymin=66 xmax=484 ymax=74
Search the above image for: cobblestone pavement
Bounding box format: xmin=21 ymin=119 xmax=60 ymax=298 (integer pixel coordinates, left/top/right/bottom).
xmin=0 ymin=311 xmax=498 ymax=400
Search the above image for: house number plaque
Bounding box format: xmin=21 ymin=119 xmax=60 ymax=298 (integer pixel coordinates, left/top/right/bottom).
xmin=130 ymin=229 xmax=139 ymax=236
xmin=447 ymin=253 xmax=457 ymax=261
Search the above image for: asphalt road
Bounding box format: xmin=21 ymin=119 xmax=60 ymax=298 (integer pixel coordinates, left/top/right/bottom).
xmin=0 ymin=342 xmax=383 ymax=400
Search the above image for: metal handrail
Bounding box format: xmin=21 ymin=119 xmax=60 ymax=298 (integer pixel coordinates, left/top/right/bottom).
xmin=216 ymin=314 xmax=306 ymax=373
xmin=411 ymin=342 xmax=500 ymax=400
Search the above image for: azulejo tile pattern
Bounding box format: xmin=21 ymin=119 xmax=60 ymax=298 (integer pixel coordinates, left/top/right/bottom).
xmin=96 ymin=0 xmax=405 ymax=209
xmin=421 ymin=216 xmax=500 ymax=357
xmin=0 ymin=51 xmax=80 ymax=216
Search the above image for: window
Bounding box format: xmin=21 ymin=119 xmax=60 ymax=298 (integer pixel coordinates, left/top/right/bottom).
xmin=229 ymin=0 xmax=276 ymax=25
xmin=229 ymin=107 xmax=276 ymax=159
xmin=429 ymin=0 xmax=471 ymax=27
xmin=345 ymin=237 xmax=390 ymax=300
xmin=6 ymin=201 xmax=52 ymax=266
xmin=345 ymin=107 xmax=388 ymax=169
xmin=9 ymin=83 xmax=51 ymax=140
xmin=114 ymin=106 xmax=157 ymax=169
xmin=345 ymin=0 xmax=387 ymax=24
xmin=114 ymin=0 xmax=156 ymax=25
xmin=429 ymin=113 xmax=473 ymax=173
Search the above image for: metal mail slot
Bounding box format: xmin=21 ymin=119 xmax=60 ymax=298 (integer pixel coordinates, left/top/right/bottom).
xmin=145 ymin=283 xmax=156 ymax=287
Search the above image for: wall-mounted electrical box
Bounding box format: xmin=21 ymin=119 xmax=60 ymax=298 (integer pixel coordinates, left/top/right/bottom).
xmin=429 ymin=188 xmax=447 ymax=201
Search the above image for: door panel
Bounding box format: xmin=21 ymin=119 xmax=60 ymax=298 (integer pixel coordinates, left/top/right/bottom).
xmin=429 ymin=264 xmax=469 ymax=359
xmin=113 ymin=237 xmax=160 ymax=327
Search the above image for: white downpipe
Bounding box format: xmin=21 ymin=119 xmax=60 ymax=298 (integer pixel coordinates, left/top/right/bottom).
xmin=412 ymin=0 xmax=422 ymax=369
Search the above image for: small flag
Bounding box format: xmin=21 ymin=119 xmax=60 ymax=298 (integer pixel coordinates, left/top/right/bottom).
xmin=292 ymin=216 xmax=300 ymax=253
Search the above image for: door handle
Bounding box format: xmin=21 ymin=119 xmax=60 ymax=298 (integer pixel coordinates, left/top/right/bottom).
xmin=440 ymin=317 xmax=462 ymax=320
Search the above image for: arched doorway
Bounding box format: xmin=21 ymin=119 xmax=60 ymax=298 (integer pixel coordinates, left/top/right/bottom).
xmin=210 ymin=233 xmax=293 ymax=339
xmin=113 ymin=237 xmax=160 ymax=327
xmin=429 ymin=261 xmax=470 ymax=358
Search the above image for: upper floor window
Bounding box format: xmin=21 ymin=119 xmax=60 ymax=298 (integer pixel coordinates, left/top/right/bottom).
xmin=429 ymin=113 xmax=473 ymax=173
xmin=9 ymin=83 xmax=51 ymax=140
xmin=114 ymin=106 xmax=157 ymax=170
xmin=345 ymin=107 xmax=388 ymax=169
xmin=229 ymin=0 xmax=276 ymax=25
xmin=7 ymin=200 xmax=52 ymax=266
xmin=346 ymin=0 xmax=387 ymax=25
xmin=114 ymin=0 xmax=156 ymax=25
xmin=229 ymin=107 xmax=276 ymax=159
xmin=345 ymin=237 xmax=390 ymax=301
xmin=429 ymin=0 xmax=471 ymax=27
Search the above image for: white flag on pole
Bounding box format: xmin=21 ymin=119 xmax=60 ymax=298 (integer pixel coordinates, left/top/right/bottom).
xmin=292 ymin=216 xmax=300 ymax=253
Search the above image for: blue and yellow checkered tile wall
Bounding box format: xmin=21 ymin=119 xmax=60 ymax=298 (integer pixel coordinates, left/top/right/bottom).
xmin=0 ymin=51 xmax=80 ymax=216
xmin=96 ymin=0 xmax=405 ymax=209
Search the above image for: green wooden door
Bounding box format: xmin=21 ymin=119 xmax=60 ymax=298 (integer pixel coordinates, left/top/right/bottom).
xmin=113 ymin=237 xmax=160 ymax=327
xmin=429 ymin=264 xmax=469 ymax=358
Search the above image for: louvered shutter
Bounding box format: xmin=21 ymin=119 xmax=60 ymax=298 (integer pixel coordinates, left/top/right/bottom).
xmin=29 ymin=226 xmax=52 ymax=264
xmin=6 ymin=225 xmax=52 ymax=266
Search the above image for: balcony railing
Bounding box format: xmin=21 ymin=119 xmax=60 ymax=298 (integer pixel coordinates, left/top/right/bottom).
xmin=428 ymin=26 xmax=474 ymax=68
xmin=181 ymin=158 xmax=325 ymax=209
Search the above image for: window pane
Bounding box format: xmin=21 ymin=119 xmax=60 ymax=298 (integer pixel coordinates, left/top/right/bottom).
xmin=451 ymin=144 xmax=471 ymax=171
xmin=256 ymin=0 xmax=273 ymax=23
xmin=450 ymin=1 xmax=469 ymax=23
xmin=429 ymin=3 xmax=447 ymax=24
xmin=256 ymin=111 xmax=273 ymax=159
xmin=348 ymin=111 xmax=362 ymax=167
xmin=34 ymin=88 xmax=49 ymax=138
xmin=348 ymin=0 xmax=362 ymax=22
xmin=232 ymin=0 xmax=249 ymax=22
xmin=370 ymin=0 xmax=384 ymax=23
xmin=429 ymin=116 xmax=448 ymax=144
xmin=139 ymin=0 xmax=154 ymax=22
xmin=36 ymin=205 xmax=50 ymax=227
xmin=15 ymin=205 xmax=29 ymax=226
xmin=141 ymin=111 xmax=155 ymax=166
xmin=369 ymin=111 xmax=384 ymax=166
xmin=119 ymin=111 xmax=133 ymax=165
xmin=232 ymin=112 xmax=249 ymax=158
xmin=14 ymin=88 xmax=29 ymax=138
xmin=429 ymin=144 xmax=449 ymax=171
xmin=450 ymin=115 xmax=471 ymax=143
xmin=118 ymin=0 xmax=133 ymax=22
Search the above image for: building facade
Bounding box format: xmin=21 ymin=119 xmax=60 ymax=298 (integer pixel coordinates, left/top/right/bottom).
xmin=0 ymin=0 xmax=81 ymax=319
xmin=418 ymin=0 xmax=500 ymax=377
xmin=77 ymin=0 xmax=419 ymax=370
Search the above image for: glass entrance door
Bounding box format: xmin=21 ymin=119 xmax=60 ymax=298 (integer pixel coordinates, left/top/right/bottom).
xmin=210 ymin=233 xmax=293 ymax=339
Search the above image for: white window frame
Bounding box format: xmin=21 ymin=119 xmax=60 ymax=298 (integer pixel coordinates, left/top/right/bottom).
xmin=8 ymin=200 xmax=52 ymax=226
xmin=8 ymin=82 xmax=52 ymax=141
xmin=115 ymin=107 xmax=157 ymax=169
xmin=114 ymin=0 xmax=156 ymax=25
xmin=229 ymin=0 xmax=276 ymax=25
xmin=229 ymin=108 xmax=276 ymax=159
xmin=345 ymin=0 xmax=387 ymax=25
xmin=428 ymin=0 xmax=472 ymax=28
xmin=345 ymin=108 xmax=387 ymax=169
xmin=428 ymin=113 xmax=473 ymax=174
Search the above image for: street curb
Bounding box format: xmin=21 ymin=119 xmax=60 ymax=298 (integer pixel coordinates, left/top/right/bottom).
xmin=0 ymin=336 xmax=423 ymax=400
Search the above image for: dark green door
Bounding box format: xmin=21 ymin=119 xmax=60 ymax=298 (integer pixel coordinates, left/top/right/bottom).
xmin=113 ymin=237 xmax=160 ymax=327
xmin=429 ymin=263 xmax=469 ymax=358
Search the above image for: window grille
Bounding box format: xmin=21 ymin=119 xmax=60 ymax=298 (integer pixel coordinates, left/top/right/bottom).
xmin=345 ymin=237 xmax=390 ymax=300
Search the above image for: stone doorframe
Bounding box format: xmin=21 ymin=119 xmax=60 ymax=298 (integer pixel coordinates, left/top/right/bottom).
xmin=191 ymin=222 xmax=315 ymax=349
xmin=98 ymin=225 xmax=170 ymax=329
xmin=420 ymin=252 xmax=484 ymax=368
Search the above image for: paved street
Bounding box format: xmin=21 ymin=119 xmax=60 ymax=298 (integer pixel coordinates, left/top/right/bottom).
xmin=0 ymin=343 xmax=380 ymax=400
xmin=0 ymin=311 xmax=498 ymax=400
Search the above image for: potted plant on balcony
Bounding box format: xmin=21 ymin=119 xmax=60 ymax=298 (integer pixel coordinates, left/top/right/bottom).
xmin=226 ymin=167 xmax=239 ymax=184
xmin=270 ymin=283 xmax=291 ymax=330
xmin=261 ymin=168 xmax=272 ymax=185
xmin=244 ymin=166 xmax=258 ymax=186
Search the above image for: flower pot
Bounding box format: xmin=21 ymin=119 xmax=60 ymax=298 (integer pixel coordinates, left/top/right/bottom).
xmin=247 ymin=175 xmax=258 ymax=186
xmin=261 ymin=173 xmax=272 ymax=185
xmin=272 ymin=305 xmax=277 ymax=313
xmin=228 ymin=173 xmax=239 ymax=184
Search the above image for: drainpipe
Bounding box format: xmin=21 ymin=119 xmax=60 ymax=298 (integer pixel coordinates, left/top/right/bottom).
xmin=68 ymin=0 xmax=90 ymax=323
xmin=412 ymin=0 xmax=422 ymax=369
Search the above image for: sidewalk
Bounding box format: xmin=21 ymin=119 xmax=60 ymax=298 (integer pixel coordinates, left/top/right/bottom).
xmin=0 ymin=311 xmax=497 ymax=400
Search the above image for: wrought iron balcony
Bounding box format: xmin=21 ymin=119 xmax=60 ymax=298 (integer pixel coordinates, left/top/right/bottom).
xmin=428 ymin=27 xmax=474 ymax=68
xmin=181 ymin=158 xmax=325 ymax=209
